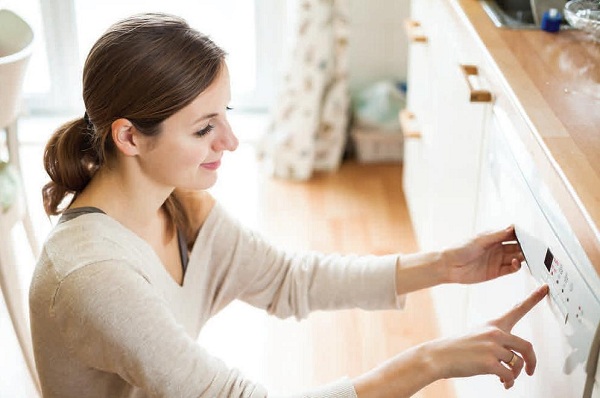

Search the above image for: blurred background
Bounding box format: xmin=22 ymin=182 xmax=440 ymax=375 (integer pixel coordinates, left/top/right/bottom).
xmin=2 ymin=0 xmax=408 ymax=115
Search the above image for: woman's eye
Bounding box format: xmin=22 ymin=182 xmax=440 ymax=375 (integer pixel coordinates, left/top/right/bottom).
xmin=195 ymin=124 xmax=214 ymax=137
xmin=226 ymin=106 xmax=233 ymax=111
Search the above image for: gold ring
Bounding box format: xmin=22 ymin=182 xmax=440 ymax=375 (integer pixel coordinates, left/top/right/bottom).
xmin=507 ymin=352 xmax=517 ymax=367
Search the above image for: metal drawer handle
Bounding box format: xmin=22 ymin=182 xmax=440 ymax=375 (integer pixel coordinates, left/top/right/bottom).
xmin=399 ymin=109 xmax=422 ymax=139
xmin=404 ymin=20 xmax=428 ymax=43
xmin=460 ymin=64 xmax=493 ymax=103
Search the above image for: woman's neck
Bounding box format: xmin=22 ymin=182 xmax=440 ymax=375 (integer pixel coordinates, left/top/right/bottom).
xmin=70 ymin=165 xmax=172 ymax=234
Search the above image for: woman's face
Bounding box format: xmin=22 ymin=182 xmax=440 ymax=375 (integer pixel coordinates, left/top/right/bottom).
xmin=136 ymin=64 xmax=239 ymax=191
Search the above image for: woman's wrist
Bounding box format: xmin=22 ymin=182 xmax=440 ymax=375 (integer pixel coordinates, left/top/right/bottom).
xmin=410 ymin=342 xmax=444 ymax=383
xmin=420 ymin=338 xmax=453 ymax=380
xmin=437 ymin=249 xmax=452 ymax=283
xmin=353 ymin=342 xmax=442 ymax=398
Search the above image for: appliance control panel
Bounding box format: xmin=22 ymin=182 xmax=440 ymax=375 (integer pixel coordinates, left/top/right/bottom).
xmin=516 ymin=226 xmax=600 ymax=373
xmin=543 ymin=248 xmax=586 ymax=327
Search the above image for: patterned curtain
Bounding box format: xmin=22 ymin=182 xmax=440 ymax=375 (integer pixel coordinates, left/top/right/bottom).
xmin=258 ymin=0 xmax=350 ymax=180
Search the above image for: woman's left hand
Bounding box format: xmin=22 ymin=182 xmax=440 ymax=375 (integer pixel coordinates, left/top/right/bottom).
xmin=443 ymin=225 xmax=524 ymax=284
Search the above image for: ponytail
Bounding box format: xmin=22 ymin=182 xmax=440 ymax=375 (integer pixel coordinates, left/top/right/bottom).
xmin=42 ymin=117 xmax=193 ymax=245
xmin=42 ymin=118 xmax=100 ymax=216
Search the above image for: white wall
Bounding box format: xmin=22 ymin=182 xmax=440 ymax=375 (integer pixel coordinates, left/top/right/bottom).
xmin=348 ymin=0 xmax=410 ymax=93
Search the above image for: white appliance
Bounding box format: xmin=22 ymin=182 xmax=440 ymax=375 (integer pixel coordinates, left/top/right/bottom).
xmin=452 ymin=107 xmax=600 ymax=397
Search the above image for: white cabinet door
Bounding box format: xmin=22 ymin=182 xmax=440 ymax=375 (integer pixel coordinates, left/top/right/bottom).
xmin=460 ymin=105 xmax=594 ymax=398
xmin=403 ymin=0 xmax=493 ymax=251
xmin=403 ymin=0 xmax=494 ymax=337
xmin=402 ymin=0 xmax=435 ymax=250
xmin=425 ymin=0 xmax=491 ymax=248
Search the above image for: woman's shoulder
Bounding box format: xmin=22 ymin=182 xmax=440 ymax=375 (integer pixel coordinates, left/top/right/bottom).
xmin=40 ymin=213 xmax=149 ymax=282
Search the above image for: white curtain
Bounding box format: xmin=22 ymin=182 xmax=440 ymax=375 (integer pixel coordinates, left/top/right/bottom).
xmin=258 ymin=0 xmax=350 ymax=180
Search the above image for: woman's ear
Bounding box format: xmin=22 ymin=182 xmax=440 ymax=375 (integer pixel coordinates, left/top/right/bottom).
xmin=111 ymin=118 xmax=140 ymax=157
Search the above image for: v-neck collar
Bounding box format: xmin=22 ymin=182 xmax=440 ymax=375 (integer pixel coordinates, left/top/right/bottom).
xmin=59 ymin=210 xmax=189 ymax=288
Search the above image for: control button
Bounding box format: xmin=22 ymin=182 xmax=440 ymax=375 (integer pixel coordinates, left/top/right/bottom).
xmin=576 ymin=306 xmax=583 ymax=322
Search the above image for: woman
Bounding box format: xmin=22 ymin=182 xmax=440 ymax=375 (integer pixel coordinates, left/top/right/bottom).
xmin=29 ymin=12 xmax=548 ymax=398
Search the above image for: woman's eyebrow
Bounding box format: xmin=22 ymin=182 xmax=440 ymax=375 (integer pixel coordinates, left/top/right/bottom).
xmin=191 ymin=113 xmax=218 ymax=125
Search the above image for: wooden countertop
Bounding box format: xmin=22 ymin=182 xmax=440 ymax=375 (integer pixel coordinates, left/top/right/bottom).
xmin=449 ymin=0 xmax=600 ymax=275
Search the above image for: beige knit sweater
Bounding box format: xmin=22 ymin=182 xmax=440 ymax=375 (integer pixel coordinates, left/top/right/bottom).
xmin=29 ymin=202 xmax=404 ymax=397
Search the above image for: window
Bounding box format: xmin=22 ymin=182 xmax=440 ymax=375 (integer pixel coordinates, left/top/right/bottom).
xmin=4 ymin=0 xmax=291 ymax=113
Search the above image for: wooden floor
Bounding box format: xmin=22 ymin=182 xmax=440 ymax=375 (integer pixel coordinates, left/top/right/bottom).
xmin=250 ymin=160 xmax=455 ymax=397
xmin=6 ymin=114 xmax=455 ymax=397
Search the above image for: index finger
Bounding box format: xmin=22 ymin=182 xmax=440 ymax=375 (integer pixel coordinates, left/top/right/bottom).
xmin=494 ymin=284 xmax=549 ymax=331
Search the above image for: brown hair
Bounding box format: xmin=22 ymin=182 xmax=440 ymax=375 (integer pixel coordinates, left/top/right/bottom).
xmin=42 ymin=13 xmax=226 ymax=243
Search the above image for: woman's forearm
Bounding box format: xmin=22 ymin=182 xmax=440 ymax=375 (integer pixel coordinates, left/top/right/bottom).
xmin=353 ymin=343 xmax=439 ymax=398
xmin=395 ymin=225 xmax=525 ymax=295
xmin=395 ymin=251 xmax=449 ymax=296
xmin=354 ymin=285 xmax=549 ymax=396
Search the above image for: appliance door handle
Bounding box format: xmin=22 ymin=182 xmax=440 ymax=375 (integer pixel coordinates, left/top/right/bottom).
xmin=404 ymin=19 xmax=428 ymax=43
xmin=459 ymin=64 xmax=493 ymax=103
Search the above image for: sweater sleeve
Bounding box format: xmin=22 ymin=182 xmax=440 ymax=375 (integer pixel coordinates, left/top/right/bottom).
xmin=53 ymin=260 xmax=269 ymax=398
xmin=52 ymin=260 xmax=362 ymax=398
xmin=198 ymin=204 xmax=405 ymax=320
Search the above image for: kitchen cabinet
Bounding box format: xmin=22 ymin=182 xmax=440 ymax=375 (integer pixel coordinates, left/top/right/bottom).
xmin=462 ymin=92 xmax=598 ymax=398
xmin=402 ymin=0 xmax=492 ymax=251
xmin=402 ymin=0 xmax=433 ymax=250
xmin=402 ymin=1 xmax=600 ymax=397
xmin=402 ymin=0 xmax=493 ymax=336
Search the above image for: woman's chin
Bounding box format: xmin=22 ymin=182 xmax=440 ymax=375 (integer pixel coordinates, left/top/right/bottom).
xmin=185 ymin=177 xmax=218 ymax=191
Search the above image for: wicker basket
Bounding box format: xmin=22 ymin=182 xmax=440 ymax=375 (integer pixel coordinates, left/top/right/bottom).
xmin=351 ymin=128 xmax=403 ymax=163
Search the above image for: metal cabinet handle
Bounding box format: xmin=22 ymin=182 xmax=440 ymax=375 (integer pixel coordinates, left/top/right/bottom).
xmin=404 ymin=20 xmax=428 ymax=43
xmin=399 ymin=109 xmax=422 ymax=139
xmin=459 ymin=64 xmax=493 ymax=103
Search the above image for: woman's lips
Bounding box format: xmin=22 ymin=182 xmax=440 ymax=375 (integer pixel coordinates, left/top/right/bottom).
xmin=201 ymin=160 xmax=221 ymax=170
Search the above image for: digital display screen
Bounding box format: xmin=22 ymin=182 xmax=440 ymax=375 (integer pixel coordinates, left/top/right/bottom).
xmin=544 ymin=248 xmax=554 ymax=272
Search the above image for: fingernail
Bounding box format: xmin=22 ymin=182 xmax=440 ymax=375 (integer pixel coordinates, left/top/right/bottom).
xmin=540 ymin=284 xmax=549 ymax=294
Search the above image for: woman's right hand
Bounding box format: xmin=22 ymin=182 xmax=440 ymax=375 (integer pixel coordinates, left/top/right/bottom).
xmin=428 ymin=284 xmax=549 ymax=389
xmin=354 ymin=284 xmax=549 ymax=398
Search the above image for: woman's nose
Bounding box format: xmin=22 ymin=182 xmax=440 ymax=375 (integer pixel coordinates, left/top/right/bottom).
xmin=213 ymin=121 xmax=239 ymax=152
